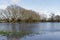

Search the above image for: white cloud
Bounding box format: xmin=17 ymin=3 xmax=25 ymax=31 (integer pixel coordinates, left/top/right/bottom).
xmin=0 ymin=4 xmax=7 ymax=9
xmin=10 ymin=0 xmax=20 ymax=4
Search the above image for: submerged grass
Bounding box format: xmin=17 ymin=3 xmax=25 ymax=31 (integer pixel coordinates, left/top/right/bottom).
xmin=0 ymin=31 xmax=11 ymax=36
xmin=11 ymin=32 xmax=32 ymax=38
xmin=0 ymin=31 xmax=32 ymax=38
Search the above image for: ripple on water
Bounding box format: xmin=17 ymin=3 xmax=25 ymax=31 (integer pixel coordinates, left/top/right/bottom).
xmin=20 ymin=32 xmax=60 ymax=40
xmin=0 ymin=35 xmax=7 ymax=40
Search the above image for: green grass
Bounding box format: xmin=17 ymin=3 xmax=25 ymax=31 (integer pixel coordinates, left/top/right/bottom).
xmin=0 ymin=31 xmax=11 ymax=36
xmin=0 ymin=31 xmax=32 ymax=37
xmin=11 ymin=32 xmax=32 ymax=37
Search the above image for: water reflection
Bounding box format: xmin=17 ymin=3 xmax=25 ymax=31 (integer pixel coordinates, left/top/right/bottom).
xmin=0 ymin=22 xmax=60 ymax=33
xmin=0 ymin=22 xmax=60 ymax=40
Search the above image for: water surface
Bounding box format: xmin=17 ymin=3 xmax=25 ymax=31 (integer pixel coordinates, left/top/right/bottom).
xmin=0 ymin=22 xmax=60 ymax=40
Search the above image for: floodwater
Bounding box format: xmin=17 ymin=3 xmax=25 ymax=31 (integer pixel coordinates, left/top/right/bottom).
xmin=0 ymin=22 xmax=60 ymax=40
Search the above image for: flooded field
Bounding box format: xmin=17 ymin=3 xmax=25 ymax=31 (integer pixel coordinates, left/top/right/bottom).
xmin=0 ymin=22 xmax=60 ymax=40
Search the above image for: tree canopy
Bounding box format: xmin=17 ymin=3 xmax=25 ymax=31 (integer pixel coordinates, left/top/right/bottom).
xmin=0 ymin=5 xmax=41 ymax=23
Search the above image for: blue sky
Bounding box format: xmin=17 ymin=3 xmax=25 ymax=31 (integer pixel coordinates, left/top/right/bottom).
xmin=0 ymin=0 xmax=60 ymax=16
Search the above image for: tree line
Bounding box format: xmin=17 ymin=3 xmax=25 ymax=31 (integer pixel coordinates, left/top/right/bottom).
xmin=0 ymin=5 xmax=40 ymax=23
xmin=40 ymin=13 xmax=60 ymax=22
xmin=0 ymin=5 xmax=60 ymax=23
